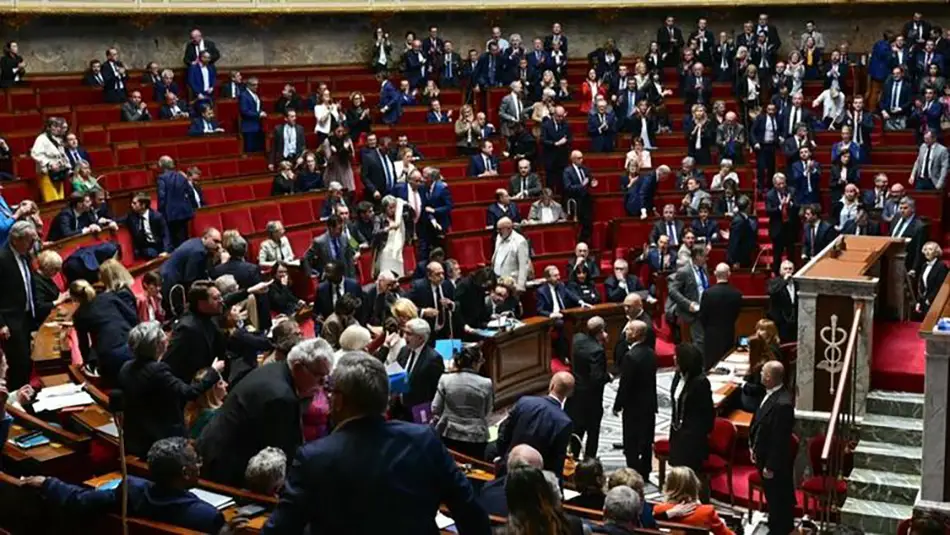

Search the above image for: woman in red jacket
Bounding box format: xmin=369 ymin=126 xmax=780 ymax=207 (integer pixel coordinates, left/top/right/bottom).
xmin=580 ymin=68 xmax=606 ymax=114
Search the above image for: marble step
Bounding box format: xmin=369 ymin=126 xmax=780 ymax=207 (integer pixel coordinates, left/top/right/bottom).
xmin=859 ymin=414 xmax=923 ymax=447
xmin=848 ymin=467 xmax=921 ymax=505
xmin=866 ymin=390 xmax=925 ymax=419
xmin=839 ymin=496 xmax=913 ymax=535
xmin=853 ymin=440 xmax=921 ymax=475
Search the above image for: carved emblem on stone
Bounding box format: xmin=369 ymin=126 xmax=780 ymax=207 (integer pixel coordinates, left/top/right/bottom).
xmin=818 ymin=314 xmax=847 ymax=394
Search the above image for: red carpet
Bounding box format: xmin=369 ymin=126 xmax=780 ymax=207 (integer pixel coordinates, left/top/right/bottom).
xmin=709 ymin=466 xmax=808 ymax=516
xmin=871 ymin=321 xmax=925 ymax=393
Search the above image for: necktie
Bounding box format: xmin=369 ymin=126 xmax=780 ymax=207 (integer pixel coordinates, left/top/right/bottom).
xmin=854 ymin=113 xmax=863 ymax=144
xmin=513 ymin=97 xmax=520 ymax=120
xmin=331 ymin=237 xmax=340 ymax=259
xmin=810 ymin=225 xmax=817 ymax=256
xmin=380 ymin=150 xmax=394 ymax=190
xmin=628 ymin=91 xmax=635 ymax=116
xmin=446 ymin=54 xmax=452 ymax=78
xmin=485 ymin=155 xmax=492 ymax=172
xmin=669 ymin=27 xmax=674 ymax=39
xmin=891 ymin=82 xmax=900 ymax=110
xmin=406 ymin=350 xmax=418 ymax=375
xmin=554 ymin=285 xmax=565 ymax=309
xmin=923 ymin=145 xmax=933 ymax=180
xmin=489 ymin=57 xmax=495 ymax=84
xmin=522 ymin=177 xmax=528 ymax=194
xmin=436 ymin=284 xmax=446 ymax=326
xmin=667 ymin=222 xmax=676 ymax=244
xmin=19 ymin=254 xmax=33 ymax=317
xmin=143 ymin=214 xmax=154 ymax=242
xmin=892 ymin=218 xmax=905 ymax=237
xmin=96 ymin=73 xmax=102 ymax=85
xmin=698 ymin=267 xmax=708 ymax=290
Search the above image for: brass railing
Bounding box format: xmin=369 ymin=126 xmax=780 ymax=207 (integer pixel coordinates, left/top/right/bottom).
xmin=817 ymin=301 xmax=863 ymax=530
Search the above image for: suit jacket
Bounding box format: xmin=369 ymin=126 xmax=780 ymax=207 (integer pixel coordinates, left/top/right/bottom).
xmin=469 ymin=153 xmax=499 ymax=177
xmin=314 ymin=278 xmax=362 ymax=319
xmin=378 ymin=79 xmax=402 ymax=124
xmin=613 ymin=343 xmax=658 ymax=417
xmin=750 ymin=113 xmax=781 ymax=147
xmin=911 ymin=143 xmax=950 ymax=190
xmin=656 ymin=26 xmax=684 ymax=54
xmin=474 ymin=52 xmax=502 ymax=88
xmin=535 ymin=282 xmax=581 ymax=316
xmin=528 ymin=200 xmax=565 ymax=222
xmin=186 ymin=63 xmax=217 ymax=99
xmin=396 ymin=345 xmax=445 ymax=411
xmin=540 ymin=118 xmax=572 ymax=164
xmin=157 ymin=170 xmax=201 ymax=222
xmin=64 ymin=146 xmax=91 ymax=170
xmin=408 ymin=277 xmax=456 ymax=333
xmin=198 ymin=362 xmax=303 ymax=487
xmin=683 ymin=74 xmax=712 ymax=108
xmin=879 ymin=78 xmax=913 ymax=114
xmin=841 ymin=218 xmax=880 ymax=236
xmin=802 ymin=221 xmax=837 ymax=259
xmin=498 ymin=94 xmax=527 ymax=137
xmin=623 ymin=172 xmax=657 ymax=217
xmin=159 ymin=237 xmax=210 ymax=288
xmin=220 ymin=81 xmax=243 ymax=99
xmin=422 ymin=180 xmax=453 ymax=231
xmin=644 ymin=248 xmax=676 ymax=273
xmin=791 ymin=160 xmax=822 ymax=203
xmin=496 ymin=395 xmax=573 ymax=477
xmin=650 ymin=219 xmax=684 ymax=245
xmin=571 ymin=333 xmax=609 ymax=398
xmin=891 ymin=216 xmax=927 ymax=270
xmin=0 ymin=245 xmax=33 ymax=330
xmin=668 ymin=373 xmax=715 ymax=469
xmin=262 ymin=415 xmax=489 ymax=534
xmin=183 ymin=40 xmax=221 ymax=66
xmin=765 ymin=187 xmax=800 ymax=239
xmin=919 ymin=260 xmax=949 ymax=310
xmin=187 ymin=117 xmax=220 ymax=136
xmin=699 ymin=282 xmax=743 ymax=365
xmin=604 ymin=275 xmax=647 ymax=303
xmin=727 ymin=213 xmax=758 ymax=267
xmin=435 ymin=51 xmax=462 ymax=84
xmin=101 ymin=60 xmax=128 ymax=102
xmin=117 ymin=359 xmax=219 ymax=456
xmin=123 ymin=209 xmax=172 ymax=258
xmin=83 ymin=71 xmax=104 ymax=87
xmin=750 ymin=388 xmax=795 ymax=473
xmin=163 ymin=311 xmax=226 ymax=382
xmin=238 ymin=90 xmax=264 ymax=133
xmin=779 ymin=106 xmax=813 ymax=136
xmin=305 ymin=232 xmax=356 ymax=279
xmin=159 ymin=103 xmax=190 ymax=120
xmin=121 ymin=102 xmax=151 ymax=122
xmin=562 ymin=164 xmax=593 ymax=199
xmin=486 ymin=203 xmax=521 ymax=228
xmin=209 ymin=258 xmax=261 ymax=290
xmin=509 ymin=173 xmax=541 ymax=198
xmin=360 ymin=147 xmax=397 ymax=198
xmin=690 ymin=217 xmax=719 ymax=244
xmin=587 ymin=111 xmax=618 ymax=138
xmin=47 ymin=208 xmax=97 ymax=242
xmin=668 ymin=264 xmax=704 ymax=322
xmin=269 ymin=123 xmax=307 ymax=166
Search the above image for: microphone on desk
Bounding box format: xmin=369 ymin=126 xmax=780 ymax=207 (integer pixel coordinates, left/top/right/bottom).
xmin=109 ymin=389 xmax=129 ymax=535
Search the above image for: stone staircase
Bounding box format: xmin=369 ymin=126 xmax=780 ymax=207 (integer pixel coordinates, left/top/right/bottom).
xmin=839 ymin=390 xmax=923 ymax=534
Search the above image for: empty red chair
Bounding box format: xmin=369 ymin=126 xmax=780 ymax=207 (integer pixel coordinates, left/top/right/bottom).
xmin=450 ymin=237 xmax=487 ymax=271
xmin=702 ymin=418 xmax=738 ymax=504
xmin=223 ymin=185 xmax=254 ymax=203
xmin=190 ymin=211 xmax=221 ymax=235
xmin=115 ymin=143 xmax=144 ymax=167
xmin=252 ymin=203 xmax=283 ymax=232
xmin=281 ymin=200 xmax=315 ymax=227
xmin=202 ymin=187 xmax=226 ymax=205
xmin=286 ymin=230 xmax=313 ymax=258
xmin=220 ymin=208 xmax=254 ymax=235
xmin=250 ymin=181 xmax=272 ymax=200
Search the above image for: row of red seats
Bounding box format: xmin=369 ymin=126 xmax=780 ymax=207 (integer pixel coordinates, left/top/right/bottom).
xmin=190 ymin=193 xmax=327 ymax=238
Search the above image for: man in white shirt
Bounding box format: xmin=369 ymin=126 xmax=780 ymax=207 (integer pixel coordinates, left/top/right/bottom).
xmin=491 ymin=217 xmax=529 ymax=291
xmin=528 ymin=188 xmax=565 ymax=223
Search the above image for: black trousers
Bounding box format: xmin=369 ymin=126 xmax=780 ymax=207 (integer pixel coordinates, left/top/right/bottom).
xmin=2 ymin=314 xmax=33 ymax=389
xmin=771 ymin=226 xmax=796 ymax=274
xmin=756 ymin=144 xmax=776 ymax=193
xmin=566 ymin=387 xmax=604 ymax=459
xmin=569 ymin=195 xmax=593 ymax=244
xmin=622 ymin=412 xmax=656 ymax=481
xmin=168 ymin=219 xmax=192 ymax=249
xmin=762 ymin=468 xmax=796 ymax=535
xmin=443 ymin=437 xmax=487 ymax=461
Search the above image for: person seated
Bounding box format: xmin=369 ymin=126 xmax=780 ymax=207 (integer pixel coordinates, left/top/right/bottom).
xmin=121 ymin=90 xmax=151 ymax=122
xmin=70 ymin=161 xmax=103 ymax=196
xmin=675 ymin=156 xmax=706 ymax=190
xmin=475 ymin=111 xmax=496 ymax=138
xmin=188 ymin=105 xmax=224 ymax=136
xmin=487 ymin=188 xmax=521 ymax=228
xmin=321 ymin=293 xmax=360 ymax=350
xmin=681 ymin=175 xmax=711 ymax=216
xmin=639 ymin=234 xmax=677 ymax=273
xmin=653 ymin=466 xmax=735 ymax=535
xmin=536 ymin=265 xmax=587 ymax=317
xmin=19 ymin=437 xmax=225 ymax=534
xmin=831 ymin=183 xmax=862 ymax=231
xmin=916 ymin=241 xmax=949 ymax=317
xmin=124 ymin=192 xmax=172 ymax=260
xmin=595 ymin=485 xmax=645 ymax=533
xmin=841 ymin=204 xmax=880 ymax=236
xmin=564 ymin=457 xmax=607 ymax=510
xmin=528 ymin=188 xmax=565 ymax=223
xmin=426 ymin=99 xmax=453 ymax=124
xmin=709 ymin=159 xmax=739 ymax=190
xmin=607 ymin=468 xmax=657 ymax=529
xmin=270 ymin=160 xmax=296 ymax=196
xmin=153 ymin=69 xmax=180 ymax=103
xmin=604 ymin=258 xmax=648 ymax=303
xmin=47 ymin=192 xmax=116 ymax=242
xmin=469 ymin=139 xmax=499 ymax=177
xmin=265 ymin=262 xmax=302 ymax=318
xmin=566 ymin=263 xmax=601 ymax=305
xmin=691 ymin=202 xmax=719 ymax=244
xmin=183 ymin=367 xmax=228 ymax=439
xmin=244 ymin=447 xmax=288 ymax=496
xmin=258 ymin=220 xmax=296 ymax=267
xmin=137 ymin=271 xmax=165 ymax=324
xmin=159 ymin=92 xmax=191 ymax=121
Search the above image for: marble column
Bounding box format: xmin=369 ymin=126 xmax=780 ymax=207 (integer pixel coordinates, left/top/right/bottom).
xmin=796 ymin=290 xmax=819 ymax=411
xmin=853 ymin=295 xmax=875 ymax=417
xmin=917 ymin=331 xmax=950 ymax=502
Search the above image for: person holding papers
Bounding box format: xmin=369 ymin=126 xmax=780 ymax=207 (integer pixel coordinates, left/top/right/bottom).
xmin=431 ymin=345 xmax=494 ymax=459
xmin=19 ymin=437 xmax=225 ymax=534
xmin=392 ymin=318 xmax=445 ymax=422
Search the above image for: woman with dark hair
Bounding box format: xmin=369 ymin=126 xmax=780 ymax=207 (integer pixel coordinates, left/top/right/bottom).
xmin=740 ymin=319 xmax=785 ymax=411
xmin=564 ymin=457 xmax=607 ymax=510
xmin=566 ymin=264 xmax=601 ymax=304
xmin=345 ymin=92 xmax=372 ymax=142
xmin=668 ymin=343 xmax=714 ymax=477
xmin=268 ymin=262 xmax=306 ymax=317
xmin=431 ymin=344 xmax=494 ymax=459
xmin=321 ymin=123 xmax=355 ymax=192
xmin=71 ymin=277 xmax=138 ymax=384
xmin=0 ymin=41 xmax=25 ymax=88
xmin=501 ymin=466 xmax=584 ymax=535
xmin=320 ymin=292 xmax=360 ymax=350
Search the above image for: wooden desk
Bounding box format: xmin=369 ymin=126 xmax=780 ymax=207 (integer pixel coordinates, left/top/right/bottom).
xmin=480 ymin=316 xmax=553 ymax=407
xmin=708 ymin=349 xmax=753 ymax=436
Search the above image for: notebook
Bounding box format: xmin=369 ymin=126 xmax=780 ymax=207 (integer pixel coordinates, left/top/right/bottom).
xmin=188 ymin=488 xmax=236 ymax=510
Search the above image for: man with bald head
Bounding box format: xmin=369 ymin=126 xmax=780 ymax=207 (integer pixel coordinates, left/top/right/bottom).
xmin=495 ymin=371 xmax=574 ymax=478
xmin=566 ymin=316 xmax=610 ymax=458
xmin=409 ymin=260 xmax=457 ymax=340
xmin=491 ymin=216 xmax=530 ymax=291
xmin=613 ymin=294 xmax=655 ymax=376
xmin=698 ymin=262 xmax=743 ymax=369
xmin=477 ymin=444 xmax=543 ymax=516
xmin=541 ymin=105 xmax=572 ymax=195
xmin=750 ymin=361 xmax=795 ymax=534
xmin=612 ymin=320 xmax=657 ymax=479
xmin=563 ymin=150 xmax=597 ymax=242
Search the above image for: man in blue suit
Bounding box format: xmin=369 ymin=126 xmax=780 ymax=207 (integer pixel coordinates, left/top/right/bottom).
xmin=469 ymin=140 xmax=499 ymax=177
xmin=64 ymin=133 xmax=91 ymax=170
xmin=790 ymin=146 xmax=821 ymax=205
xmin=801 ymin=204 xmax=837 ymax=262
xmin=624 ymin=165 xmax=662 ymax=218
xmin=157 ymin=157 xmax=203 ymax=247
xmin=477 ymin=444 xmax=543 ymax=517
xmin=494 ymin=371 xmax=575 ymax=479
xmin=879 ymin=66 xmax=913 ymax=127
xmin=123 ymin=192 xmax=172 ymax=260
xmin=563 ymin=150 xmax=595 ymax=243
xmin=541 ymin=107 xmax=572 ymax=195
xmin=187 ymin=106 xmax=224 ymax=136
xmin=588 ymin=100 xmax=618 ymax=153
xmin=915 ymin=40 xmax=944 ymax=82
xmin=314 ymin=261 xmax=363 ymax=321
xmin=475 ymin=43 xmax=503 ymax=90
xmin=239 ymin=77 xmax=267 ymax=153
xmin=262 ymin=352 xmax=491 ymax=535
xmin=726 ymin=196 xmax=758 ymax=268
xmin=21 ymin=437 xmax=224 ymax=534
xmin=911 ymin=87 xmax=944 ymax=144
xmin=420 ymin=167 xmax=453 ymax=261
xmin=209 ymin=235 xmax=260 ymax=290
xmin=486 ymin=189 xmax=521 ymax=228
xmin=159 ymin=228 xmax=221 ymax=315
xmin=405 ymin=39 xmax=429 ymax=89
xmin=186 ymin=50 xmax=216 ymax=104
xmin=47 ymin=193 xmax=104 ymax=242
xmin=378 ymin=71 xmax=402 ymax=125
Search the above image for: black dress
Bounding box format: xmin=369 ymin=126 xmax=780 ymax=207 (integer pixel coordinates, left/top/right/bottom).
xmin=345 ymin=107 xmax=372 ymax=141
xmin=0 ymin=53 xmax=24 ymax=88
xmin=668 ymin=373 xmax=715 ymax=473
xmin=271 ymin=173 xmax=296 ymax=196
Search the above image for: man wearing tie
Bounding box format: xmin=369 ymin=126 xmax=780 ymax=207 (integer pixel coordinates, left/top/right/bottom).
xmin=499 ymin=81 xmax=527 ymax=139
xmin=314 ymin=261 xmax=363 ymax=321
xmin=409 ymin=262 xmax=456 ymax=341
xmin=668 ymin=245 xmax=710 ymax=350
xmin=765 ymin=174 xmax=799 ymax=274
xmin=239 ymin=77 xmax=267 ymax=153
xmin=83 ymin=60 xmax=104 ymax=87
xmin=684 ymin=62 xmax=711 ymax=109
xmin=469 ymin=140 xmax=499 ymax=177
xmin=911 ymin=89 xmax=944 ymax=145
xmin=101 ymin=48 xmax=128 ymax=104
xmin=843 ymin=96 xmax=875 ymax=163
xmin=879 ymin=67 xmax=912 ymax=129
xmin=779 ymin=92 xmax=812 ymax=142
xmin=186 ymin=50 xmax=217 ymax=104
xmin=182 ymin=28 xmax=221 ymax=66
xmin=0 ymin=221 xmax=38 ymax=389
xmin=541 ymin=107 xmax=572 ymax=195
xmin=269 ymin=109 xmax=306 ymax=171
xmin=123 ymin=192 xmax=171 ymax=260
xmin=421 ymin=25 xmax=444 ymax=58
xmin=612 ymin=319 xmax=657 ymax=479
xmin=892 ymin=197 xmax=927 ymax=273
xmin=916 ymin=39 xmax=944 ymax=81
xmin=768 ymin=260 xmax=799 ymax=342
xmin=509 ymin=159 xmax=541 ymax=199
xmin=616 ymin=78 xmax=642 ymax=133
xmin=360 ymin=134 xmax=397 ymax=202
xmin=438 ymin=40 xmax=461 ymax=88
xmin=910 ymin=129 xmax=949 ymax=191
xmin=688 ymin=18 xmax=715 ymax=66
xmin=305 ymin=215 xmax=356 ymax=279
xmin=863 ymin=173 xmax=890 ymax=212
xmin=220 ymin=71 xmax=243 ymax=99
xmin=562 ymin=150 xmax=596 ymax=243
xmin=751 ymin=103 xmax=780 ymax=193
xmin=395 ymin=318 xmax=445 ymax=421
xmin=782 ymin=124 xmax=815 ymax=177
xmin=801 ymin=205 xmax=837 ymax=262
xmin=187 ymin=106 xmax=224 ymax=136
xmin=650 ymin=204 xmax=684 ymax=247
xmin=587 ymin=100 xmax=617 ymax=153
xmin=750 ymin=361 xmax=796 ymax=535
xmin=791 ymin=146 xmax=821 ymax=205
xmin=64 ymin=133 xmax=91 ymax=170
xmin=756 ymin=13 xmax=781 ymax=49
xmin=475 ymin=42 xmax=502 ymax=90
xmin=657 ymin=17 xmax=683 ymax=68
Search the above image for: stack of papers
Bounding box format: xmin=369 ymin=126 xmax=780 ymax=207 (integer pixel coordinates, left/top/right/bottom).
xmin=562 ymin=489 xmax=581 ymax=501
xmin=189 ymin=488 xmax=236 ymax=510
xmin=32 ymin=383 xmax=94 ymax=412
xmin=435 ymin=512 xmax=455 ymax=529
xmin=96 ymin=421 xmax=118 ymax=439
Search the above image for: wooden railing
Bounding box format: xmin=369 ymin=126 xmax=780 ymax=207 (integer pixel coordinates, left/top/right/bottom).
xmin=817 ymin=300 xmax=863 ymax=530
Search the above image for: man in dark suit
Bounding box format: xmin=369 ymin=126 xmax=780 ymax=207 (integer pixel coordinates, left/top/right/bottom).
xmin=314 ymin=261 xmax=362 ymax=321
xmin=699 ymin=263 xmax=743 ymax=370
xmin=268 ymin=109 xmax=306 ymax=171
xmin=612 ymin=320 xmax=657 ymax=479
xmin=768 ymin=260 xmax=798 ymax=342
xmin=159 ymin=92 xmax=191 ymax=120
xmin=469 ymin=140 xmax=499 ymax=177
xmin=63 ymin=133 xmax=90 ymax=170
xmin=903 ymin=12 xmax=932 ymax=49
xmin=535 ymin=265 xmax=584 ymax=317
xmin=624 ymin=164 xmax=660 ymax=219
xmin=565 ymin=242 xmax=599 ymax=282
xmin=841 ymin=205 xmax=881 ymax=236
xmin=475 ymin=42 xmax=503 ymax=90
xmin=187 ymin=106 xmax=223 ymax=136
xmin=394 ymin=318 xmax=445 ymax=421
xmin=120 ymin=91 xmax=151 ymax=122
xmin=750 ymin=103 xmax=780 ymax=193
xmin=163 ymin=281 xmax=228 ymax=383
xmin=0 ymin=221 xmax=38 ymax=388
xmin=650 ymin=204 xmax=684 ymax=247
xmin=669 ymin=246 xmax=709 ymax=350
xmin=158 ymin=228 xmax=221 ymax=316
xmin=683 ymin=62 xmax=711 ymax=109
xmin=361 ymin=271 xmax=401 ymax=327
xmin=486 ymin=189 xmax=521 ymax=229
xmin=563 ymin=150 xmax=595 ymax=243
xmin=183 ymin=28 xmax=221 ymax=66
xmin=305 ymin=215 xmax=356 ymax=279
xmin=123 ymin=192 xmax=171 ymax=260
xmin=220 ymin=71 xmax=243 ymax=99
xmin=436 ymin=40 xmax=462 ymax=88
xmin=360 ymin=133 xmax=397 ymax=202
xmin=200 ymin=338 xmax=332 ymax=487
xmin=891 ymin=196 xmax=928 ymax=273
xmin=544 ymin=23 xmax=569 ymax=55
xmin=209 ymin=236 xmax=260 ymax=290
xmin=83 ymin=60 xmax=104 ymax=87
xmin=588 ymin=100 xmax=618 ymax=153
xmin=409 ymin=261 xmax=456 ymax=341
xmin=157 ymin=158 xmax=203 ymax=248
xmin=477 ymin=444 xmax=542 ymax=517
xmin=779 ymin=93 xmax=813 ymax=141
xmin=781 ymin=124 xmax=816 ymax=178
xmin=541 ymin=107 xmax=572 ymax=195
xmin=420 ymin=167 xmax=454 ymax=261
xmin=727 ymin=196 xmax=758 ymax=268
xmin=750 ymin=361 xmax=796 ymax=535
xmin=604 ymin=259 xmax=648 ymax=303
xmin=566 ymin=317 xmax=609 ymax=459
xmin=657 ymin=17 xmax=684 ymax=67
xmin=495 ymin=371 xmax=574 ymax=478
xmin=262 ymin=352 xmax=489 ymax=534
xmin=879 ymin=66 xmax=913 ymax=126
xmin=508 ymin=159 xmax=542 ymax=199
xmin=239 ymin=77 xmax=267 ymax=153
xmin=47 ymin=193 xmax=102 ymax=242
xmin=842 ymin=96 xmax=875 ymax=163
xmin=101 ymin=47 xmax=128 ymax=103
xmin=801 ymin=204 xmax=837 ymax=262
xmin=186 ymin=50 xmax=216 ymax=103
xmin=765 ymin=174 xmax=799 ymax=274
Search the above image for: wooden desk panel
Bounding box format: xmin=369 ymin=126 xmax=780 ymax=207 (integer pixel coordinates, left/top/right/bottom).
xmin=483 ymin=317 xmax=553 ymax=407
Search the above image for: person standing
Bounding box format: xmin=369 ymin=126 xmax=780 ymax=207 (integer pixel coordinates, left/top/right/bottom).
xmin=431 ymin=345 xmax=494 ymax=460
xmin=0 ymin=221 xmax=38 ymax=389
xmin=566 ymin=316 xmax=610 ymax=459
xmin=612 ymin=320 xmax=657 ymax=481
xmin=668 ymin=246 xmax=709 ymax=351
xmin=750 ymin=361 xmax=796 ymax=535
xmin=698 ymin=264 xmax=743 ymax=370
xmin=668 ymin=343 xmax=714 ymax=478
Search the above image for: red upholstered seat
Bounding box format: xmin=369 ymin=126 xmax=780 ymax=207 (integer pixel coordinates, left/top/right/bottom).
xmin=702 ymin=454 xmax=729 ymax=472
xmin=280 ymin=200 xmax=315 ymax=227
xmin=654 ymin=439 xmax=670 ymax=456
xmin=451 ymin=237 xmax=487 ymax=271
xmin=252 ymin=204 xmax=283 ymax=232
xmin=220 ymin=208 xmax=254 ymax=235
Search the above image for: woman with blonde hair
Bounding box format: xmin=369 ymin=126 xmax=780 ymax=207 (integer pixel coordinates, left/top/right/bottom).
xmin=917 ymin=241 xmax=948 ymax=317
xmin=654 ymin=467 xmax=734 ymax=535
xmin=30 ymin=116 xmax=70 ymax=202
xmin=455 ymin=104 xmax=482 ymax=156
xmin=740 ymin=318 xmax=785 ymax=410
xmin=71 ymin=276 xmax=138 ymax=383
xmin=376 ymin=194 xmax=409 ymax=278
xmin=258 ymin=220 xmax=296 ymax=267
xmin=33 ymin=249 xmax=65 ymax=324
xmin=184 ymin=367 xmax=229 ymax=438
xmin=378 ymin=297 xmax=418 ymax=364
xmin=687 ymin=105 xmax=714 ymax=165
xmin=709 ymin=159 xmax=738 ymax=190
xmin=99 ymin=257 xmax=136 ymax=307
xmin=393 ymin=147 xmax=416 ymax=183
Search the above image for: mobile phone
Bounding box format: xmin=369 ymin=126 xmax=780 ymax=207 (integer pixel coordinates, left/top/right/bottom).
xmin=14 ymin=432 xmax=50 ymax=449
xmin=235 ymin=504 xmax=267 ymax=518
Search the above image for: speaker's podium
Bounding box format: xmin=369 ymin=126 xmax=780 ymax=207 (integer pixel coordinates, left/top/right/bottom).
xmin=793 ymin=235 xmax=908 ymax=416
